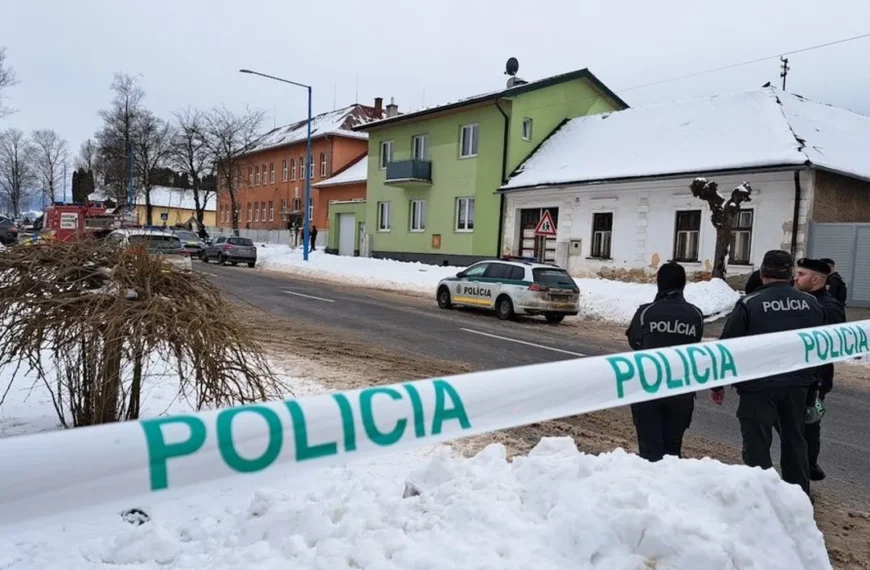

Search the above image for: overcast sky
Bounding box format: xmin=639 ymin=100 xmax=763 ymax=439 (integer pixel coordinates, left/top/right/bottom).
xmin=3 ymin=0 xmax=870 ymax=163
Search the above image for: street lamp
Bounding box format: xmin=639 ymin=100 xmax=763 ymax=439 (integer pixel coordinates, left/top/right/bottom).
xmin=239 ymin=68 xmax=313 ymax=261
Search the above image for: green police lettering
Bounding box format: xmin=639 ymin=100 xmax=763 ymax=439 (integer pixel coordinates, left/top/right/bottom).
xmin=143 ymin=379 xmax=473 ymax=491
xmin=801 ymin=325 xmax=869 ymax=363
xmin=608 ymin=343 xmax=738 ymax=399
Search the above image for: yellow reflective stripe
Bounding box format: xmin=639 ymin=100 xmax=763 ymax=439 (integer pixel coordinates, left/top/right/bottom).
xmin=453 ymin=296 xmax=492 ymax=306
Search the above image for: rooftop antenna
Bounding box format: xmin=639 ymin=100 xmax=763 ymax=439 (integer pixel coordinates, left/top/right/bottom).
xmin=780 ymin=56 xmax=790 ymax=90
xmin=505 ymin=57 xmax=526 ymax=88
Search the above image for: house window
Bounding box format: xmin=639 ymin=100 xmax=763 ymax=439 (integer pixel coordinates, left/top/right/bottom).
xmin=269 ymin=163 xmax=275 ymax=184
xmin=247 ymin=202 xmax=252 ymax=222
xmin=308 ymin=157 xmax=314 ymax=179
xmin=269 ymin=201 xmax=274 ymax=222
xmin=320 ymin=152 xmax=328 ymax=177
xmin=377 ymin=201 xmax=391 ymax=231
xmin=261 ymin=201 xmax=267 ymax=222
xmin=282 ymin=160 xmax=288 ymax=182
xmin=455 ymin=197 xmax=475 ymax=231
xmin=459 ymin=124 xmax=479 ymax=158
xmin=412 ymin=134 xmax=429 ymax=160
xmin=255 ymin=165 xmax=260 ymax=186
xmin=730 ymin=209 xmax=754 ymax=265
xmin=379 ymin=141 xmax=393 ymax=169
xmin=307 ymin=198 xmax=314 ymax=221
xmin=410 ymin=199 xmax=426 ymax=232
xmin=281 ymin=199 xmax=286 ymax=216
xmin=522 ymin=118 xmax=533 ymax=141
xmin=590 ymin=212 xmax=613 ymax=259
xmin=290 ymin=158 xmax=296 ymax=180
xmin=299 ymin=157 xmax=305 ymax=179
xmin=293 ymin=197 xmax=301 ymax=212
xmin=673 ymin=210 xmax=702 ymax=262
xmin=248 ymin=167 xmax=253 ymax=186
xmin=254 ymin=203 xmax=259 ymax=222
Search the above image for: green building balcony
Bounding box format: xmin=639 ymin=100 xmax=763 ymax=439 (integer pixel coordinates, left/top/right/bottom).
xmin=385 ymin=159 xmax=432 ymax=188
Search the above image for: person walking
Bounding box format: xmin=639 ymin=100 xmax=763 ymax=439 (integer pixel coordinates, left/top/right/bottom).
xmin=710 ymin=250 xmax=826 ymax=496
xmin=625 ymin=262 xmax=704 ymax=462
xmin=310 ymin=224 xmax=318 ymax=252
xmin=794 ymin=257 xmax=847 ymax=482
xmin=820 ymin=258 xmax=848 ymax=305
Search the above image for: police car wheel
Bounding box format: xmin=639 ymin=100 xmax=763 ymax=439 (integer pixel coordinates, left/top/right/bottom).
xmin=437 ymin=286 xmax=453 ymax=309
xmin=496 ymin=295 xmax=515 ymax=321
xmin=545 ymin=314 xmax=565 ymax=324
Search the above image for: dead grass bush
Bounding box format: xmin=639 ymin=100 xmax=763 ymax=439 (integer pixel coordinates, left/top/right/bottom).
xmin=0 ymin=240 xmax=285 ymax=427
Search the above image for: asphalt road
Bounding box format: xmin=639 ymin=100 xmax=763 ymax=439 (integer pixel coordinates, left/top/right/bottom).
xmin=201 ymin=262 xmax=870 ymax=505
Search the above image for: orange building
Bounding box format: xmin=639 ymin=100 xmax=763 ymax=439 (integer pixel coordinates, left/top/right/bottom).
xmin=216 ymin=101 xmax=384 ymax=235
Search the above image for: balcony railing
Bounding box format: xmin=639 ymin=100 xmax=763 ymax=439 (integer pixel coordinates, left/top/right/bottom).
xmin=385 ymin=159 xmax=432 ymax=187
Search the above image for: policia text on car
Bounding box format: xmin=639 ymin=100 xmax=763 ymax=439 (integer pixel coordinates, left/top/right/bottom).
xmin=625 ymin=262 xmax=705 ymax=462
xmin=711 ymin=250 xmax=826 ymax=496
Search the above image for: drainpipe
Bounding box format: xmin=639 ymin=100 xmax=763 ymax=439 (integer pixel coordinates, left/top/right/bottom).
xmin=494 ymin=99 xmax=510 ymax=259
xmin=790 ymin=170 xmax=802 ymax=258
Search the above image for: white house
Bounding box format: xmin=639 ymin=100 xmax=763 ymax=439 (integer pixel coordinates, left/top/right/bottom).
xmin=499 ymin=87 xmax=870 ymax=289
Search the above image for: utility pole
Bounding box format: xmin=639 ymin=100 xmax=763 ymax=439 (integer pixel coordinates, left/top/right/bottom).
xmin=780 ymin=56 xmax=790 ymax=90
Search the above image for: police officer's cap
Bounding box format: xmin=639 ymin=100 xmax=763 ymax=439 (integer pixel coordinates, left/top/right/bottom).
xmin=761 ymin=250 xmax=793 ymax=269
xmin=797 ymin=257 xmax=831 ymax=276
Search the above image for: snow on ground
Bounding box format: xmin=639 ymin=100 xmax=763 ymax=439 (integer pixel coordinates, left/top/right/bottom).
xmin=256 ymin=245 xmax=740 ymax=324
xmin=0 ymin=353 xmax=830 ymax=568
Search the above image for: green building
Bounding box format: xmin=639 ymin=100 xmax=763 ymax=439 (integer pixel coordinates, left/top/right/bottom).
xmin=348 ymin=67 xmax=627 ymax=265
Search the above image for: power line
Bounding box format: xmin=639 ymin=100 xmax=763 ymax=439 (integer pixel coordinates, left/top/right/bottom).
xmin=618 ymin=31 xmax=870 ymax=93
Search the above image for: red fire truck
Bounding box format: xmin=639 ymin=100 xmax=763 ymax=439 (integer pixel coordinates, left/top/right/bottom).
xmin=38 ymin=202 xmax=133 ymax=242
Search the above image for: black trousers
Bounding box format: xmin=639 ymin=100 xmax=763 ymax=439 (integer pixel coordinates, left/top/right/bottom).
xmin=737 ymin=386 xmax=810 ymax=494
xmin=631 ymin=393 xmax=694 ymax=462
xmin=804 ymin=386 xmax=825 ymax=468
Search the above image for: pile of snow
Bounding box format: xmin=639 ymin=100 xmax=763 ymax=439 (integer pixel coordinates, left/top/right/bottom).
xmin=256 ymin=246 xmax=739 ymax=324
xmin=0 ymin=437 xmax=829 ymax=569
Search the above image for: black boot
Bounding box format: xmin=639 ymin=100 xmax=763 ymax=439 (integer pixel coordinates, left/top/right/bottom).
xmin=810 ymin=464 xmax=826 ymax=481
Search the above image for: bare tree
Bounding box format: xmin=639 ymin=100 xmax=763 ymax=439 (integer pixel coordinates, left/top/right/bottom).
xmin=132 ymin=110 xmax=174 ymax=226
xmin=0 ymin=129 xmax=36 ymax=216
xmin=199 ymin=106 xmax=265 ymax=236
xmin=0 ymin=47 xmax=17 ymax=119
xmin=31 ymin=129 xmax=68 ymax=204
xmin=95 ymin=73 xmax=144 ymax=205
xmin=77 ymin=138 xmax=96 ymax=171
xmin=172 ymin=107 xmax=214 ymax=230
xmin=690 ymin=177 xmax=753 ymax=279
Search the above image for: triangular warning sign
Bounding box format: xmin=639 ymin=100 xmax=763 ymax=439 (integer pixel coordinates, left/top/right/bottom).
xmin=534 ymin=210 xmax=557 ymax=237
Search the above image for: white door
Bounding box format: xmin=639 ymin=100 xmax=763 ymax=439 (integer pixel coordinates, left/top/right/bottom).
xmin=338 ymin=214 xmax=356 ymax=256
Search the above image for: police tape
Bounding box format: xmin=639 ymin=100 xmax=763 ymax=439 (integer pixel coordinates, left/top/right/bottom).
xmin=0 ymin=320 xmax=867 ymax=527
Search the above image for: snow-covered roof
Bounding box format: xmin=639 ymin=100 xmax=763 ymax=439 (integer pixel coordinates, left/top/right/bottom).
xmin=313 ymin=155 xmax=368 ymax=187
xmin=502 ymin=87 xmax=870 ymax=190
xmin=248 ymin=104 xmax=384 ymax=154
xmin=89 ymin=186 xmax=216 ymax=212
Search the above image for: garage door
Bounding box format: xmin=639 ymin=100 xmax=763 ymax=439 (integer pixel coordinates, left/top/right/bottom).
xmin=338 ymin=213 xmax=356 ymax=256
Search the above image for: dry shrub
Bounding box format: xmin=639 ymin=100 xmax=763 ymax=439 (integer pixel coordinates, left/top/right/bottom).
xmin=0 ymin=239 xmax=285 ymax=427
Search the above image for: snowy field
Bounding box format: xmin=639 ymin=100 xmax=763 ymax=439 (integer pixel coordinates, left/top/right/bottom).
xmin=256 ymin=245 xmax=740 ymax=324
xmin=0 ymin=355 xmax=832 ymax=569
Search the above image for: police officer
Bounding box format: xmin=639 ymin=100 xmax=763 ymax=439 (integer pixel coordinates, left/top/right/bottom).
xmin=820 ymin=258 xmax=848 ymax=305
xmin=625 ymin=262 xmax=704 ymax=462
xmin=711 ymin=250 xmax=826 ymax=495
xmin=794 ymin=257 xmax=847 ymax=482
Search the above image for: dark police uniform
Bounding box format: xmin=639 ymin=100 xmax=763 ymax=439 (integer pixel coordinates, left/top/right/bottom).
xmin=804 ymin=278 xmax=846 ymax=478
xmin=718 ymin=279 xmax=826 ymax=494
xmin=825 ymin=272 xmax=848 ymax=305
xmin=626 ymin=290 xmax=704 ymax=462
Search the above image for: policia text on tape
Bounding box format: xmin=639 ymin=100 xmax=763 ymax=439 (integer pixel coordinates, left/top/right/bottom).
xmin=0 ymin=321 xmax=867 ymax=527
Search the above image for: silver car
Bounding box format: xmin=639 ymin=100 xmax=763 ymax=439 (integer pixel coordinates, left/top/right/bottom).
xmin=202 ymin=236 xmax=257 ymax=268
xmin=105 ymin=229 xmax=193 ymax=272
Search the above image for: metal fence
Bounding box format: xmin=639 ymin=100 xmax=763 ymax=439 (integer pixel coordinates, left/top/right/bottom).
xmin=807 ymin=222 xmax=870 ymax=307
xmin=206 ymin=227 xmax=328 ymax=248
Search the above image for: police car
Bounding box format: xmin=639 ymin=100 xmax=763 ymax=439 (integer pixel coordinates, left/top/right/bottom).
xmin=436 ymin=257 xmax=580 ymax=323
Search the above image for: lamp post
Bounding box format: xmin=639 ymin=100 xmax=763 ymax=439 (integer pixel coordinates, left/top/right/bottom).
xmin=239 ymin=69 xmax=313 ymax=261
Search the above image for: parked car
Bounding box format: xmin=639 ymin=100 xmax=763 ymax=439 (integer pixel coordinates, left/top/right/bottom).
xmin=105 ymin=229 xmax=193 ymax=272
xmin=202 ymin=236 xmax=257 ymax=268
xmin=0 ymin=216 xmax=18 ymax=245
xmin=436 ymin=257 xmax=580 ymax=323
xmin=171 ymin=229 xmax=207 ymax=258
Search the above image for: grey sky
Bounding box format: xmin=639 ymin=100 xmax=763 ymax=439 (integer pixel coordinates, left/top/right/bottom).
xmin=2 ymin=0 xmax=870 ymax=159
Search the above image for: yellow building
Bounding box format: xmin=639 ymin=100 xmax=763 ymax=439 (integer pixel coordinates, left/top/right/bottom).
xmin=134 ymin=186 xmax=216 ymax=228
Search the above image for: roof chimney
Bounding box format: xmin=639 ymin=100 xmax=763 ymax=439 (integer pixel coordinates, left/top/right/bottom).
xmin=386 ymin=97 xmax=399 ymax=118
xmin=374 ymin=97 xmax=383 ymax=117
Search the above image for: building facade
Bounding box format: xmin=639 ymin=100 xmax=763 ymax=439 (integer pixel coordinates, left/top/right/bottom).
xmin=216 ymin=102 xmax=384 ymax=245
xmin=354 ymin=68 xmax=626 ymax=266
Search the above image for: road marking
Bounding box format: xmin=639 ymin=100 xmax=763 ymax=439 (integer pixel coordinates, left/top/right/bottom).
xmin=200 ymin=271 xmax=222 ymax=278
xmin=283 ymin=290 xmax=335 ymax=303
xmin=459 ymin=328 xmax=586 ymax=357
